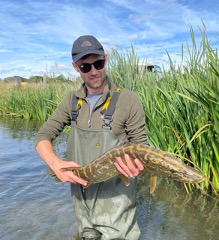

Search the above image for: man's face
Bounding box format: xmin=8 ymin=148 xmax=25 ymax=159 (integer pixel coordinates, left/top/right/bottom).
xmin=73 ymin=54 xmax=107 ymax=94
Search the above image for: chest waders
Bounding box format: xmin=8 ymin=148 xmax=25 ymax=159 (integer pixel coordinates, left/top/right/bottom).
xmin=67 ymin=90 xmax=140 ymax=240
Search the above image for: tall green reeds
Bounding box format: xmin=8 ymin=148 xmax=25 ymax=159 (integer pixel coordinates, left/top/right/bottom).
xmin=107 ymin=24 xmax=219 ymax=196
xmin=0 ymin=24 xmax=218 ymax=196
xmin=107 ymin=46 xmax=158 ymax=90
xmin=0 ymin=82 xmax=78 ymax=121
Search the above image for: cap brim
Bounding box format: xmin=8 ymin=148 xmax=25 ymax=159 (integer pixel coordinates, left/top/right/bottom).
xmin=73 ymin=49 xmax=104 ymax=62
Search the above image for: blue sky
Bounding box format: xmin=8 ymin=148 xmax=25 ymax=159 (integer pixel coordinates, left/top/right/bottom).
xmin=0 ymin=0 xmax=218 ymax=79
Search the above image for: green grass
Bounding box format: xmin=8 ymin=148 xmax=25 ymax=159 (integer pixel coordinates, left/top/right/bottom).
xmin=0 ymin=81 xmax=80 ymax=121
xmin=107 ymin=24 xmax=219 ymax=196
xmin=0 ymin=24 xmax=218 ymax=196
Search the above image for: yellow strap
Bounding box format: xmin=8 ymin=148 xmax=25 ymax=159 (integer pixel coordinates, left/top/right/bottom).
xmin=101 ymin=88 xmax=121 ymax=111
xmin=76 ymin=91 xmax=120 ymax=112
xmin=76 ymin=98 xmax=83 ymax=110
xmin=102 ymin=96 xmax=111 ymax=111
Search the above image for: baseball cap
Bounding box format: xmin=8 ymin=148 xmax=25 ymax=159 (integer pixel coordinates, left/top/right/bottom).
xmin=71 ymin=35 xmax=105 ymax=62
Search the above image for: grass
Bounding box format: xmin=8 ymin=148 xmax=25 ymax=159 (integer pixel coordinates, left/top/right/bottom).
xmin=0 ymin=24 xmax=218 ymax=196
xmin=0 ymin=81 xmax=80 ymax=121
xmin=107 ymin=24 xmax=219 ymax=196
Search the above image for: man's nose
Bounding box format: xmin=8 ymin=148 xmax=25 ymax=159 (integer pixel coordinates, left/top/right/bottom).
xmin=90 ymin=64 xmax=98 ymax=74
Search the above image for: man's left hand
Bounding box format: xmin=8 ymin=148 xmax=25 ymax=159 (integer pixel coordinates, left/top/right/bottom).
xmin=114 ymin=154 xmax=144 ymax=177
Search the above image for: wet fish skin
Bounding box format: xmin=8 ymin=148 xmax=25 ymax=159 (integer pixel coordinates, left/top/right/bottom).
xmin=47 ymin=143 xmax=205 ymax=189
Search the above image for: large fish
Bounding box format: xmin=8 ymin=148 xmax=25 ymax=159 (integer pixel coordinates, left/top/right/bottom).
xmin=47 ymin=143 xmax=205 ymax=193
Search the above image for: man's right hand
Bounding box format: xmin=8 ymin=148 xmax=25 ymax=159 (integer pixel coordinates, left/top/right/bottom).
xmin=35 ymin=140 xmax=87 ymax=186
xmin=52 ymin=160 xmax=88 ymax=186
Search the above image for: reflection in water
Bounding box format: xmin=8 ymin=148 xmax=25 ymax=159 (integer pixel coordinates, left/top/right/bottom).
xmin=0 ymin=116 xmax=42 ymax=139
xmin=137 ymin=175 xmax=219 ymax=240
xmin=0 ymin=116 xmax=76 ymax=240
xmin=0 ymin=116 xmax=218 ymax=240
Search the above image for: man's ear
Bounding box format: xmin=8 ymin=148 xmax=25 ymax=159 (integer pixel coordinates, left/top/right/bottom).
xmin=104 ymin=53 xmax=108 ymax=65
xmin=72 ymin=62 xmax=79 ymax=72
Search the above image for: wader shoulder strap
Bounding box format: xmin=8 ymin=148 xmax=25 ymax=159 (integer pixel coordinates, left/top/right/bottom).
xmin=71 ymin=88 xmax=122 ymax=127
xmin=102 ymin=88 xmax=122 ymax=129
xmin=71 ymin=94 xmax=82 ymax=122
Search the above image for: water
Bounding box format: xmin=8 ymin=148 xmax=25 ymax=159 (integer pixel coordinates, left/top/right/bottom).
xmin=0 ymin=117 xmax=218 ymax=240
xmin=137 ymin=177 xmax=219 ymax=240
xmin=0 ymin=117 xmax=77 ymax=240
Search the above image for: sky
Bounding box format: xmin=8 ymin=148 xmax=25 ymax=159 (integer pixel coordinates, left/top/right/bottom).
xmin=0 ymin=0 xmax=218 ymax=80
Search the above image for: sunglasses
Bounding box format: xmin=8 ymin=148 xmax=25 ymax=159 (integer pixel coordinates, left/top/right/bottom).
xmin=77 ymin=59 xmax=105 ymax=73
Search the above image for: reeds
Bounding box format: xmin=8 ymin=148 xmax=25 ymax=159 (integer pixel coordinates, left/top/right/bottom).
xmin=0 ymin=81 xmax=78 ymax=121
xmin=0 ymin=24 xmax=218 ymax=195
xmin=107 ymin=24 xmax=219 ymax=196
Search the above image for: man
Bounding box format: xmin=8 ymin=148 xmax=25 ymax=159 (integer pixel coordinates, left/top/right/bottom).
xmin=35 ymin=35 xmax=148 ymax=240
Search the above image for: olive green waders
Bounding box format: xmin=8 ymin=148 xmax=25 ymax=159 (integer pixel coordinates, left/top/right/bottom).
xmin=67 ymin=123 xmax=140 ymax=240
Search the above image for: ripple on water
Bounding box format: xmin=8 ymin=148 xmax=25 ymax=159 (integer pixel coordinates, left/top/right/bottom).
xmin=1 ymin=118 xmax=219 ymax=240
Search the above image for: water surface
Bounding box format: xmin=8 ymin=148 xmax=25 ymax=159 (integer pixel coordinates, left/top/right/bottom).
xmin=0 ymin=117 xmax=218 ymax=240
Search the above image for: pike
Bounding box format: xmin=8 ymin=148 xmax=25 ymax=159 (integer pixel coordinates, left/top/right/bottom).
xmin=47 ymin=143 xmax=205 ymax=193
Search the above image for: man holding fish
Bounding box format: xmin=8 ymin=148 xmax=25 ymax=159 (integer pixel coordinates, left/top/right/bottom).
xmin=35 ymin=35 xmax=148 ymax=240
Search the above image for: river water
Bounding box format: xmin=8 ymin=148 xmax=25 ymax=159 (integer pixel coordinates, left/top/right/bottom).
xmin=0 ymin=117 xmax=218 ymax=240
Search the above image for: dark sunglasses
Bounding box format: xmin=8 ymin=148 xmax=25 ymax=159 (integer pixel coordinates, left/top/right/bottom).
xmin=78 ymin=59 xmax=105 ymax=73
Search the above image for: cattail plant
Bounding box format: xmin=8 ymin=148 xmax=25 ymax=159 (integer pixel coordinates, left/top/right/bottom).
xmin=107 ymin=24 xmax=219 ymax=196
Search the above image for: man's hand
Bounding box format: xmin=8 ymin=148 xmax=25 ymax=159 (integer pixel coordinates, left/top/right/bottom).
xmin=52 ymin=160 xmax=88 ymax=186
xmin=36 ymin=140 xmax=87 ymax=186
xmin=114 ymin=154 xmax=144 ymax=177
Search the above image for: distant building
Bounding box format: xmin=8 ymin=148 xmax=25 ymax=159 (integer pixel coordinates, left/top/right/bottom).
xmin=4 ymin=76 xmax=28 ymax=85
xmin=137 ymin=64 xmax=162 ymax=74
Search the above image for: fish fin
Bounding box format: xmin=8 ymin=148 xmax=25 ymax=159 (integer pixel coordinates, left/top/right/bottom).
xmin=119 ymin=174 xmax=130 ymax=186
xmin=55 ymin=177 xmax=62 ymax=183
xmin=47 ymin=168 xmax=55 ymax=176
xmin=83 ymin=183 xmax=91 ymax=189
xmin=150 ymin=175 xmax=158 ymax=194
xmin=46 ymin=168 xmax=62 ymax=183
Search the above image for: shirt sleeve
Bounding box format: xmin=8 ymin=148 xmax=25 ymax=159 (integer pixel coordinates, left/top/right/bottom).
xmin=124 ymin=91 xmax=148 ymax=144
xmin=34 ymin=92 xmax=73 ymax=147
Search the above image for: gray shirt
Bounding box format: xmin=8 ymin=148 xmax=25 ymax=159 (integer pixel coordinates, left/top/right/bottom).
xmin=87 ymin=93 xmax=103 ymax=115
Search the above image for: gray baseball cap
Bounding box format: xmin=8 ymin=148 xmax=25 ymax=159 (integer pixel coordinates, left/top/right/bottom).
xmin=71 ymin=35 xmax=104 ymax=62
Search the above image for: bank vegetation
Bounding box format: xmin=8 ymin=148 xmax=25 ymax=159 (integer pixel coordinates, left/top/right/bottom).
xmin=0 ymin=25 xmax=218 ymax=197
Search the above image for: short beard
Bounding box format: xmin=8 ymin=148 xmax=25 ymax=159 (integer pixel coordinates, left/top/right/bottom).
xmin=85 ymin=76 xmax=106 ymax=91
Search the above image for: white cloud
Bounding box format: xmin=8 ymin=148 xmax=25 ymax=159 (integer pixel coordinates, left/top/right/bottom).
xmin=0 ymin=0 xmax=218 ymax=79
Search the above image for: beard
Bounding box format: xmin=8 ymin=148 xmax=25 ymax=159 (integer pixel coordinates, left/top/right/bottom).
xmin=84 ymin=74 xmax=106 ymax=91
